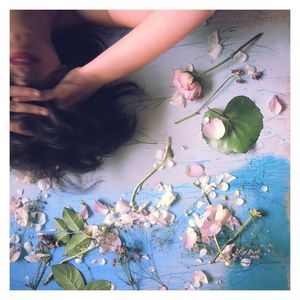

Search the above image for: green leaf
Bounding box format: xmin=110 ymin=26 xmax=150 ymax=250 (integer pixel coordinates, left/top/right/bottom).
xmin=202 ymin=95 xmax=263 ymax=154
xmin=54 ymin=217 xmax=68 ymax=230
xmin=64 ymin=233 xmax=91 ymax=257
xmin=55 ymin=231 xmax=70 ymax=244
xmin=52 ymin=264 xmax=85 ymax=290
xmin=62 ymin=207 xmax=85 ymax=232
xmin=83 ymin=280 xmax=112 ymax=290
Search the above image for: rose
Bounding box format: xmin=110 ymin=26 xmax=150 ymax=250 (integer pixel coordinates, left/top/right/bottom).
xmin=172 ymin=70 xmax=202 ymax=101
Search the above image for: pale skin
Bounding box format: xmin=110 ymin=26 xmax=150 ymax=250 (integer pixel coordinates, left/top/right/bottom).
xmin=10 ymin=10 xmax=214 ymax=135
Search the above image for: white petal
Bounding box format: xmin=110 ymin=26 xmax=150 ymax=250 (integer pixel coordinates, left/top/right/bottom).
xmin=75 ymin=257 xmax=83 ymax=264
xmin=208 ymin=191 xmax=217 ymax=199
xmin=207 ymin=30 xmax=220 ymax=46
xmin=10 ymin=234 xmax=20 ymax=244
xmin=185 ymin=164 xmax=205 ymax=178
xmin=166 ymin=159 xmax=176 ymax=168
xmin=222 ymin=173 xmax=237 ymax=183
xmin=219 ymin=182 xmax=229 ymax=191
xmin=215 ymin=173 xmax=224 ymax=184
xmin=199 ymin=248 xmax=208 ymax=257
xmin=240 ymin=258 xmax=252 ymax=267
xmin=155 ymin=149 xmax=166 ymax=161
xmin=148 ymin=266 xmax=156 ymax=272
xmin=23 ymin=241 xmax=33 ymax=253
xmin=199 ymin=175 xmax=211 ymax=185
xmin=233 ymin=51 xmax=248 ymax=63
xmin=16 ymin=189 xmax=23 ymax=196
xmin=261 ymin=185 xmax=269 ymax=192
xmin=192 ymin=270 xmax=209 ymax=285
xmin=235 ymin=197 xmax=245 ymax=206
xmin=21 ymin=197 xmax=29 ymax=205
xmin=182 ymin=227 xmax=197 ymax=249
xmin=197 ymin=201 xmax=207 ymax=209
xmin=97 ymin=258 xmax=106 ymax=266
xmin=233 ymin=190 xmax=240 ymax=199
xmin=208 ymin=43 xmax=223 ymax=59
xmin=203 ymin=118 xmax=226 ymax=140
xmin=37 ymin=178 xmax=51 ymax=192
xmin=188 ymin=219 xmax=197 ymax=227
xmin=245 ymin=64 xmax=257 ymax=75
xmin=169 ymin=90 xmax=187 ymax=108
xmin=269 ymin=95 xmax=282 ymax=115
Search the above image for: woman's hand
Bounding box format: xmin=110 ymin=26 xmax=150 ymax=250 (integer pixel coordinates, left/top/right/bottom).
xmin=11 ymin=67 xmax=101 ymax=109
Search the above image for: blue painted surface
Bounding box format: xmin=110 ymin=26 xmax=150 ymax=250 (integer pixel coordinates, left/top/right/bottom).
xmin=10 ymin=155 xmax=290 ymax=290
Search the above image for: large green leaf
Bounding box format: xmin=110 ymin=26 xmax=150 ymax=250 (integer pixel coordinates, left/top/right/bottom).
xmin=52 ymin=264 xmax=85 ymax=290
xmin=64 ymin=233 xmax=91 ymax=257
xmin=202 ymin=95 xmax=263 ymax=154
xmin=55 ymin=231 xmax=70 ymax=244
xmin=83 ymin=280 xmax=112 ymax=290
xmin=62 ymin=207 xmax=85 ymax=232
xmin=54 ymin=217 xmax=68 ymax=230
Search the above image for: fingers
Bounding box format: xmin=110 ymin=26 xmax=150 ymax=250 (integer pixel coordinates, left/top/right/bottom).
xmin=10 ymin=86 xmax=56 ymax=102
xmin=10 ymin=86 xmax=40 ymax=98
xmin=10 ymin=121 xmax=34 ymax=136
xmin=10 ymin=102 xmax=49 ymax=116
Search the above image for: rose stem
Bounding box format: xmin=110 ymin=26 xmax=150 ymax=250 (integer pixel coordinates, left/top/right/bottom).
xmin=209 ymin=209 xmax=261 ymax=264
xmin=175 ymin=75 xmax=234 ymax=124
xmin=196 ymin=32 xmax=263 ymax=78
xmin=130 ymin=137 xmax=172 ymax=207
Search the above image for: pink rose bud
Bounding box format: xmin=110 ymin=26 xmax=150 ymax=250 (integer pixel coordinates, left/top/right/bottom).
xmin=172 ymin=70 xmax=202 ymax=101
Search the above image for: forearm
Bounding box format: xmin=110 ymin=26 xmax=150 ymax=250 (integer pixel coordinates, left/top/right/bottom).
xmin=80 ymin=10 xmax=214 ymax=86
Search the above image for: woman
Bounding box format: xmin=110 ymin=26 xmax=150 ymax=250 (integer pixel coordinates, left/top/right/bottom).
xmin=10 ymin=10 xmax=214 ymax=184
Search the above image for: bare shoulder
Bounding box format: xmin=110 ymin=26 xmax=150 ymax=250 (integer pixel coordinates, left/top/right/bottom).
xmin=76 ymin=10 xmax=152 ymax=28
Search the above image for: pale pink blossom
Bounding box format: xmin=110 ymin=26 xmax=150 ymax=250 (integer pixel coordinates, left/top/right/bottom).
xmin=15 ymin=206 xmax=29 ymax=227
xmin=185 ymin=164 xmax=205 ymax=178
xmin=115 ymin=199 xmax=131 ymax=214
xmin=269 ymin=95 xmax=282 ymax=115
xmin=148 ymin=208 xmax=175 ymax=227
xmin=172 ymin=69 xmax=202 ymax=101
xmin=96 ymin=229 xmax=122 ymax=253
xmin=182 ymin=227 xmax=198 ymax=250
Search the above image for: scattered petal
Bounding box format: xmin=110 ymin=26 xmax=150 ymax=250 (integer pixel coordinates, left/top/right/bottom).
xmin=185 ymin=164 xmax=205 ymax=178
xmin=192 ymin=270 xmax=209 ymax=286
xmin=93 ymin=200 xmax=109 ymax=215
xmin=233 ymin=51 xmax=248 ymax=63
xmin=208 ymin=190 xmax=217 ymax=199
xmin=182 ymin=227 xmax=197 ymax=249
xmin=75 ymin=257 xmax=83 ymax=264
xmin=158 ymin=191 xmax=177 ymax=209
xmin=166 ymin=159 xmax=176 ymax=168
xmin=141 ymin=255 xmax=150 ymax=260
xmin=219 ymin=182 xmax=229 ymax=191
xmin=240 ymin=258 xmax=252 ymax=267
xmin=233 ymin=190 xmax=240 ymax=199
xmin=269 ymin=95 xmax=282 ymax=115
xmin=10 ymin=196 xmax=21 ymax=215
xmin=169 ymin=90 xmax=187 ymax=108
xmin=10 ymin=247 xmax=21 ymax=263
xmin=200 ymin=220 xmax=222 ymax=237
xmin=215 ymin=208 xmax=232 ymax=225
xmin=261 ymin=185 xmax=269 ymax=192
xmin=235 ymin=197 xmax=245 ymax=206
xmin=222 ymin=173 xmax=237 ymax=183
xmin=208 ymin=43 xmax=223 ymax=59
xmin=79 ymin=203 xmax=89 ymax=220
xmin=155 ymin=149 xmax=166 ymax=161
xmin=245 ymin=64 xmax=257 ymax=76
xmin=97 ymin=258 xmax=106 ymax=266
xmin=148 ymin=266 xmax=156 ymax=272
xmin=203 ymin=118 xmax=226 ymax=140
xmin=115 ymin=199 xmax=131 ymax=214
xmin=199 ymin=248 xmax=208 ymax=257
xmin=15 ymin=207 xmax=29 ymax=227
xmin=9 ymin=234 xmax=20 ymax=244
xmin=37 ymin=178 xmax=51 ymax=192
xmin=23 ymin=241 xmax=33 ymax=253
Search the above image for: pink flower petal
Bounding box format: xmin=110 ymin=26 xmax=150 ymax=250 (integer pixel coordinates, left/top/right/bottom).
xmin=185 ymin=164 xmax=205 ymax=178
xmin=10 ymin=247 xmax=21 ymax=263
xmin=182 ymin=227 xmax=197 ymax=249
xmin=215 ymin=208 xmax=232 ymax=225
xmin=203 ymin=118 xmax=225 ymax=140
xmin=115 ymin=199 xmax=131 ymax=214
xmin=79 ymin=204 xmax=89 ymax=220
xmin=93 ymin=200 xmax=109 ymax=215
xmin=192 ymin=270 xmax=209 ymax=285
xmin=200 ymin=220 xmax=222 ymax=237
xmin=269 ymin=95 xmax=282 ymax=115
xmin=201 ymin=234 xmax=211 ymax=244
xmin=10 ymin=196 xmax=20 ymax=215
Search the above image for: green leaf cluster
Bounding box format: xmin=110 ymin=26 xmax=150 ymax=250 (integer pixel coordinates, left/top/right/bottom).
xmin=52 ymin=264 xmax=111 ymax=290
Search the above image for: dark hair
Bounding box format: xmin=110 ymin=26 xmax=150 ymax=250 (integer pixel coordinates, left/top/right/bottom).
xmin=10 ymin=24 xmax=140 ymax=186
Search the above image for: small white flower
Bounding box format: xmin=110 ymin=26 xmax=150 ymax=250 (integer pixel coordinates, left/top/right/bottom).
xmin=261 ymin=185 xmax=269 ymax=192
xmin=240 ymin=258 xmax=252 ymax=267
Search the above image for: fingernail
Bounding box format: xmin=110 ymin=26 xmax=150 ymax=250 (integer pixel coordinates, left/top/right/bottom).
xmin=33 ymin=90 xmax=40 ymax=97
